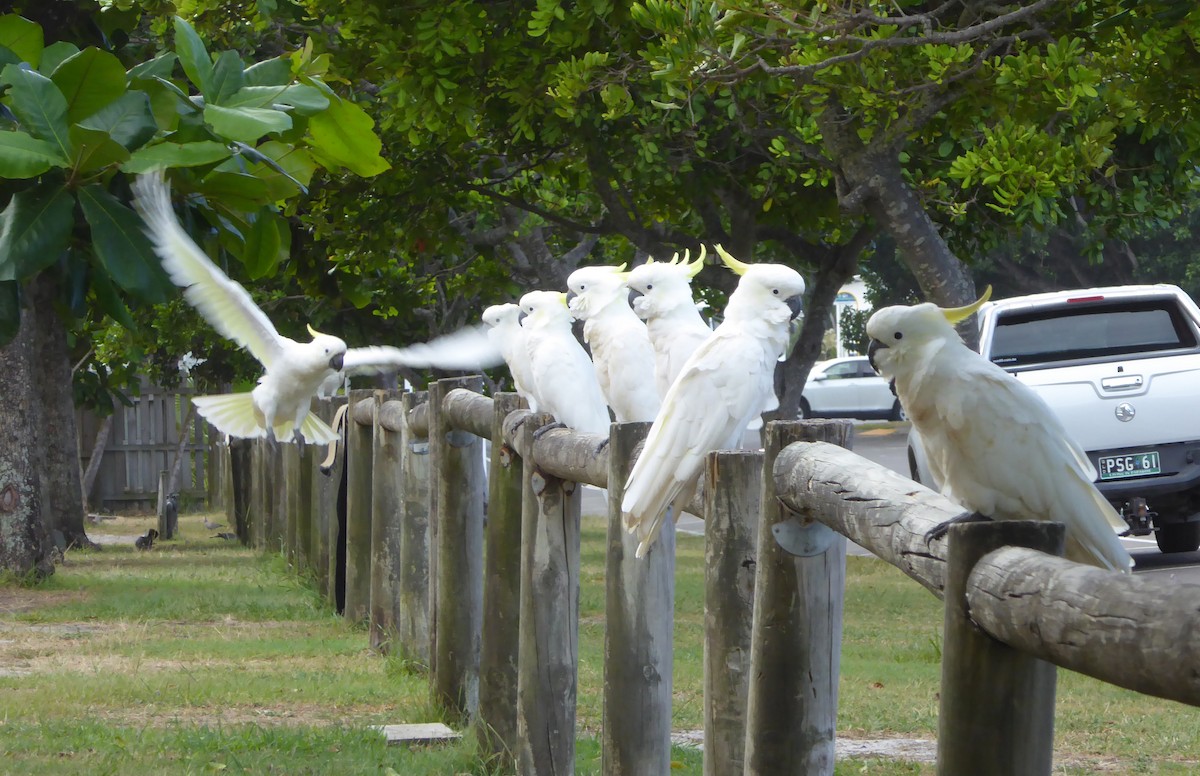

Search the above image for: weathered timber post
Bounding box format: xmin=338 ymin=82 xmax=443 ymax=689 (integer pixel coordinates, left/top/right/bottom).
xmin=431 ymin=376 xmax=486 ymax=719
xmin=156 ymin=470 xmax=174 ymax=539
xmin=477 ymin=393 xmax=526 ymax=763
xmin=250 ymin=440 xmax=268 ymax=550
xmin=294 ymin=439 xmax=314 ymax=572
xmin=370 ymin=390 xmax=403 ymax=652
xmin=283 ymin=443 xmax=301 ymax=567
xmin=938 ymin=521 xmax=1063 ymax=776
xmin=516 ymin=411 xmax=583 ymax=776
xmin=703 ymin=450 xmax=762 ymax=776
xmin=269 ymin=442 xmax=288 ymax=553
xmin=743 ymin=419 xmax=851 ymax=776
xmin=601 ymin=420 xmax=675 ymax=775
xmin=344 ymin=389 xmax=375 ymax=623
xmin=312 ymin=396 xmax=346 ymax=606
xmin=398 ymin=391 xmax=431 ymax=664
xmin=227 ymin=438 xmax=252 ymax=545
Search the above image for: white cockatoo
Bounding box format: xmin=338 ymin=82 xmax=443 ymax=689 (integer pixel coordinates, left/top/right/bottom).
xmin=481 ymin=302 xmax=538 ymax=410
xmin=566 ymin=264 xmax=660 ymax=422
xmin=622 ymin=248 xmax=806 ymax=558
xmin=133 ymin=172 xmax=346 ymax=445
xmin=518 ymin=290 xmax=611 ymax=435
xmin=865 ymin=289 xmax=1133 ymax=573
xmin=624 ymin=247 xmax=713 ymax=398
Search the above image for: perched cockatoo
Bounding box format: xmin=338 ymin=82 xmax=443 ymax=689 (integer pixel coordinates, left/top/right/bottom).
xmin=865 ymin=289 xmax=1133 ymax=573
xmin=481 ymin=302 xmax=538 ymax=411
xmin=518 ymin=290 xmax=611 ymax=435
xmin=624 ymin=247 xmax=713 ymax=398
xmin=622 ymin=248 xmax=806 ymax=558
xmin=566 ymin=264 xmax=660 ymax=422
xmin=133 ymin=172 xmax=345 ymax=445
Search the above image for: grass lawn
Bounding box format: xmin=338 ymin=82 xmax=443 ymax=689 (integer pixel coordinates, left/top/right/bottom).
xmin=1 ymin=509 xmax=1197 ymax=774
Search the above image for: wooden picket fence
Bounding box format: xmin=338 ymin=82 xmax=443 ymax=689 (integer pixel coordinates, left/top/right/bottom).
xmin=216 ymin=377 xmax=1200 ymax=776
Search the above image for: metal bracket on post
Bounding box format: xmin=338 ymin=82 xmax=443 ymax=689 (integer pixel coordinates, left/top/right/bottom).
xmin=772 ymin=516 xmax=837 ymax=557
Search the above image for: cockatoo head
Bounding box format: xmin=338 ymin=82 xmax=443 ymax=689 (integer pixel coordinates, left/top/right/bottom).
xmin=305 ymin=324 xmax=348 ymax=372
xmin=865 ymin=287 xmax=992 ymax=380
xmin=518 ymin=290 xmax=572 ymax=330
xmin=565 ymin=264 xmax=628 ymax=320
xmin=625 ymin=246 xmax=705 ymax=321
xmin=715 ymin=245 xmax=806 ymax=322
xmin=482 ymin=302 xmax=522 ymax=330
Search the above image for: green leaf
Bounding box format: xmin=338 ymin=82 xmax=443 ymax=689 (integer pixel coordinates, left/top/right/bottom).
xmin=69 ymin=125 xmax=130 ymax=173
xmin=0 ymin=279 xmax=17 ymax=345
xmin=195 ymin=171 xmax=270 ymax=212
xmin=0 ymin=44 xmax=19 ymax=71
xmin=88 ymin=260 xmax=136 ymax=330
xmin=203 ymin=103 xmax=291 ymax=142
xmin=0 ymin=182 xmax=74 ymax=281
xmin=248 ymin=140 xmax=316 ymax=196
xmin=306 ymin=95 xmax=390 ymax=177
xmin=128 ymin=52 xmax=178 ymax=83
xmin=173 ymin=16 xmax=212 ymax=98
xmin=1 ymin=64 xmax=72 ymax=157
xmin=122 ymin=140 xmax=232 ymax=174
xmin=242 ymin=208 xmax=284 ymax=279
xmin=243 ymin=56 xmax=291 ymax=87
xmin=0 ymin=14 xmax=43 ymax=67
xmin=209 ymin=50 xmax=245 ymax=104
xmin=224 ymin=84 xmax=329 ymax=114
xmin=0 ymin=130 xmax=67 ymax=177
xmin=78 ymin=183 xmax=172 ymax=302
xmin=38 ymin=41 xmax=79 ymax=75
xmin=50 ymin=47 xmax=127 ymax=123
xmin=77 ymin=90 xmax=158 ymax=151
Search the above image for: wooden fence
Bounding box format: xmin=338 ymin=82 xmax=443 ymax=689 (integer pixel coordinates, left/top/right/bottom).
xmin=220 ymin=378 xmax=1200 ymax=776
xmin=79 ymin=384 xmax=210 ymax=511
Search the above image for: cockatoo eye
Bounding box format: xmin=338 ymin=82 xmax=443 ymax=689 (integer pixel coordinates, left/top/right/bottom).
xmin=646 ymin=284 xmax=653 ymax=290
xmin=894 ymin=332 xmax=903 ymax=340
xmin=772 ymin=289 xmax=779 ymax=295
xmin=580 ymin=284 xmax=586 ymax=290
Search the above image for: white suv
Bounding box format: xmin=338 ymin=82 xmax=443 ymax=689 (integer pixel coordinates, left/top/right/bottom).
xmin=908 ymin=284 xmax=1200 ymax=554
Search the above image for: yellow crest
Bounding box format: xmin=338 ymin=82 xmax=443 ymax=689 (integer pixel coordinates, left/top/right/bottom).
xmin=714 ymin=244 xmax=751 ymax=276
xmin=686 ymin=245 xmax=706 ymax=278
xmin=941 ymin=285 xmax=993 ymax=324
xmin=306 ymin=323 xmax=323 ymax=339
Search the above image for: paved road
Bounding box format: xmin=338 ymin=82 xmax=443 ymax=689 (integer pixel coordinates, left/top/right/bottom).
xmin=587 ymin=421 xmax=1200 ymax=580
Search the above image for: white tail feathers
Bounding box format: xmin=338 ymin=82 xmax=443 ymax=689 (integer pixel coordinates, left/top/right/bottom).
xmin=191 ymin=393 xmax=338 ymax=445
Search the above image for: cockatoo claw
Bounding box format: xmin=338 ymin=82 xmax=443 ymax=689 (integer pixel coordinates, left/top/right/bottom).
xmin=924 ymin=512 xmax=992 ymax=546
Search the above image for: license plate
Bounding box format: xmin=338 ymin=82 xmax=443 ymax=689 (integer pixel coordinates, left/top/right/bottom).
xmin=1098 ymin=451 xmax=1161 ymax=480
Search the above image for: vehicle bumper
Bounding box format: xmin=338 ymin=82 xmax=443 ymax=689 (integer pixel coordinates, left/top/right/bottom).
xmin=1090 ymin=440 xmax=1200 ymax=521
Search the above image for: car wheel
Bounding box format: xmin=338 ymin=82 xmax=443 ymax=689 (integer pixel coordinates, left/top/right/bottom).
xmin=798 ymin=399 xmax=811 ymax=419
xmin=889 ymin=400 xmax=906 ymax=422
xmin=1155 ymin=522 xmax=1200 ymax=553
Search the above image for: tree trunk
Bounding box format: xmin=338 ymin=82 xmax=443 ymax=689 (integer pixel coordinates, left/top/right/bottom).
xmin=27 ymin=273 xmax=91 ymax=549
xmin=166 ymin=401 xmax=196 ymax=496
xmin=0 ymin=299 xmax=55 ymax=578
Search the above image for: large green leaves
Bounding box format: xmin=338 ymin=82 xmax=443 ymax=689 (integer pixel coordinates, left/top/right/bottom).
xmin=173 ymin=16 xmax=213 ymax=98
xmin=1 ymin=64 xmax=71 ymax=158
xmin=0 ymin=182 xmax=74 ymax=281
xmin=77 ymin=91 xmax=158 ymax=151
xmin=77 ymin=184 xmax=171 ymax=302
xmin=123 ymin=140 xmax=232 ymax=173
xmin=0 ymin=14 xmax=42 ymax=68
xmin=307 ymin=95 xmax=390 ymax=176
xmin=242 ymin=209 xmax=287 ymax=279
xmin=50 ymin=47 xmax=127 ymax=123
xmin=0 ymin=131 xmax=66 ymax=177
xmin=203 ymin=104 xmax=292 ymax=142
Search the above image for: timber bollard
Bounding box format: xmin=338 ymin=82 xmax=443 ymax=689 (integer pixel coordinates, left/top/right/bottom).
xmin=398 ymin=391 xmax=431 ymax=664
xmin=431 ymin=376 xmax=486 ymax=719
xmin=703 ymin=449 xmax=763 ymax=776
xmin=601 ymin=421 xmax=674 ymax=776
xmin=516 ymin=412 xmax=583 ymax=776
xmin=312 ymin=396 xmax=346 ymax=607
xmin=938 ymin=520 xmax=1063 ymax=776
xmin=344 ymin=389 xmax=375 ymax=623
xmin=744 ymin=419 xmax=851 ymax=776
xmin=369 ymin=390 xmax=404 ymax=652
xmin=477 ymin=393 xmax=526 ymax=763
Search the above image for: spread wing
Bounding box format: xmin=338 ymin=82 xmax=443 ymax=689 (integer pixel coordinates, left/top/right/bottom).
xmin=341 ymin=325 xmax=505 ymax=374
xmin=622 ymin=330 xmax=773 ymax=556
xmin=133 ymin=172 xmax=285 ymax=370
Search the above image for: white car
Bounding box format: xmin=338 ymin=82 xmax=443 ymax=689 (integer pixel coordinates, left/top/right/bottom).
xmin=800 ymin=356 xmax=906 ymax=421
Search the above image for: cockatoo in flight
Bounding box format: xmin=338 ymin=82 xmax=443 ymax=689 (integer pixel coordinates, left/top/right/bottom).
xmin=865 ymin=289 xmax=1133 ymax=573
xmin=624 ymin=247 xmax=713 ymax=399
xmin=133 ymin=172 xmax=346 ymax=445
xmin=518 ymin=290 xmax=611 ymax=435
xmin=481 ymin=302 xmax=538 ymax=411
xmin=622 ymin=247 xmax=806 ymax=558
xmin=566 ymin=264 xmax=660 ymax=422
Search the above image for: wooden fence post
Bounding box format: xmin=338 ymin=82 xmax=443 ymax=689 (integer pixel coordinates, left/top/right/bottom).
xmin=284 ymin=443 xmax=301 ymax=567
xmin=270 ymin=442 xmax=288 ymax=553
xmin=227 ymin=438 xmax=252 ymax=545
xmin=398 ymin=391 xmax=431 ymax=664
xmin=312 ymin=396 xmax=346 ymax=607
xmin=938 ymin=520 xmax=1063 ymax=776
xmin=344 ymin=389 xmax=375 ymax=623
xmin=601 ymin=420 xmax=675 ymax=775
xmin=517 ymin=412 xmax=583 ymax=775
xmin=294 ymin=440 xmax=314 ymax=571
xmin=703 ymin=450 xmax=762 ymax=776
xmin=477 ymin=393 xmax=526 ymax=762
xmin=743 ymin=419 xmax=851 ymax=776
xmin=430 ymin=376 xmax=486 ymax=719
xmin=250 ymin=440 xmax=267 ymax=550
xmin=370 ymin=390 xmax=404 ymax=652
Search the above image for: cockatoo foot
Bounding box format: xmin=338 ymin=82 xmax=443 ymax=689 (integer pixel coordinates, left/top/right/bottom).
xmin=924 ymin=511 xmax=992 ymax=545
xmin=533 ymin=421 xmax=568 ymax=440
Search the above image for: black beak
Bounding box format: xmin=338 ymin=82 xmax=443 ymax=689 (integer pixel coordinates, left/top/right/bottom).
xmin=330 ymin=352 xmax=345 ymax=371
xmin=786 ymin=295 xmax=804 ymax=319
xmin=628 ymin=288 xmax=643 ymax=306
xmin=518 ymin=310 xmax=528 ymax=325
xmin=866 ymin=339 xmax=885 ymax=373
xmin=566 ymin=291 xmax=577 ymax=306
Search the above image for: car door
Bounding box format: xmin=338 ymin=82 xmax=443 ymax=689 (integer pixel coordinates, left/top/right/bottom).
xmin=853 ymin=358 xmax=895 ymax=414
xmin=810 ymin=360 xmax=861 ymax=413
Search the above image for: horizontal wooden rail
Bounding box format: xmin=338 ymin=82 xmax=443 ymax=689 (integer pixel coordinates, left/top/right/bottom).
xmin=502 ymin=409 xmax=609 ymax=488
xmin=379 ymin=399 xmax=406 ymax=434
xmin=774 ymin=440 xmax=1200 ymax=708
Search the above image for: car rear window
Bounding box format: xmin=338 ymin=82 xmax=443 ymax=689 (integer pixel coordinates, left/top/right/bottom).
xmin=990 ymin=299 xmax=1199 ymax=367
